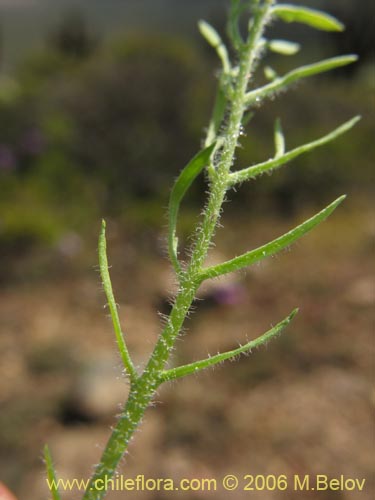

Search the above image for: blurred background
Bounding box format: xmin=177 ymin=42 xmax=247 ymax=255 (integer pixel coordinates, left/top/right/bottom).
xmin=0 ymin=1 xmax=373 ymax=499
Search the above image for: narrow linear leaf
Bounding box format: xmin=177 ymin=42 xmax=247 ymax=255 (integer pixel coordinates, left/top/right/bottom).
xmin=44 ymin=444 xmax=62 ymax=500
xmin=274 ymin=117 xmax=285 ymax=158
xmin=283 ymin=55 xmax=357 ymax=81
xmin=99 ymin=220 xmax=138 ymax=381
xmin=230 ymin=116 xmax=360 ymax=185
xmin=205 ymin=85 xmax=227 ymax=147
xmin=199 ymin=20 xmax=230 ymax=73
xmin=227 ymin=0 xmax=244 ymax=49
xmin=199 ymin=196 xmax=346 ymax=281
xmin=160 ymin=309 xmax=298 ymax=382
xmin=268 ymin=39 xmax=301 ymax=55
xmin=272 ymin=4 xmax=344 ymax=32
xmin=168 ymin=144 xmax=216 ymax=273
xmin=246 ymin=55 xmax=358 ymax=105
xmin=243 ymin=110 xmax=255 ymax=127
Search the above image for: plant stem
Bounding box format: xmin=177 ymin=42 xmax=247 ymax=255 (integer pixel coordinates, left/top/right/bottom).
xmin=82 ymin=3 xmax=274 ymax=498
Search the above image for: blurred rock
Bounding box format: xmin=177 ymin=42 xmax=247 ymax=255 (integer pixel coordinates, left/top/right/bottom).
xmin=344 ymin=278 xmax=374 ymax=307
xmin=56 ymin=232 xmax=83 ymax=258
xmin=61 ymin=354 xmax=129 ymax=423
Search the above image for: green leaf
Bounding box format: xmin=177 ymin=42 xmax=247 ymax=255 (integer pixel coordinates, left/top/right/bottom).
xmin=230 ymin=116 xmax=360 ymax=185
xmin=199 ymin=20 xmax=230 ymax=73
xmin=44 ymin=444 xmax=62 ymax=500
xmin=268 ymin=39 xmax=300 ymax=55
xmin=264 ymin=65 xmax=278 ymax=81
xmin=246 ymin=55 xmax=358 ymax=105
xmin=274 ymin=117 xmax=285 ymax=158
xmin=284 ymin=55 xmax=358 ymax=80
xmin=272 ymin=4 xmax=344 ymax=32
xmin=160 ymin=309 xmax=298 ymax=382
xmin=168 ymin=144 xmax=216 ymax=274
xmin=198 ymin=19 xmax=222 ymax=47
xmin=99 ymin=220 xmax=138 ymax=381
xmin=205 ymin=85 xmax=227 ymax=147
xmin=243 ymin=110 xmax=255 ymax=127
xmin=227 ymin=0 xmax=244 ymax=49
xmin=199 ymin=196 xmax=346 ymax=281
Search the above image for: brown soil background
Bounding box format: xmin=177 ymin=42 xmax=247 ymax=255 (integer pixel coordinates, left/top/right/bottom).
xmin=0 ymin=204 xmax=373 ymax=500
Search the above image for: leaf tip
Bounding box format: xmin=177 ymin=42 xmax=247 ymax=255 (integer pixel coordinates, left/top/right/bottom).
xmin=344 ymin=54 xmax=359 ymax=64
xmin=328 ymin=194 xmax=347 ymax=213
xmin=345 ymin=115 xmax=361 ymax=129
xmin=289 ymin=308 xmax=299 ymax=321
xmin=351 ymin=54 xmax=359 ymax=61
xmin=198 ymin=19 xmax=221 ymax=47
xmin=337 ymin=194 xmax=347 ymax=204
xmin=43 ymin=443 xmax=50 ymax=459
xmin=335 ymin=20 xmax=345 ymax=32
xmin=197 ymin=19 xmax=206 ymax=30
xmin=100 ymin=219 xmax=107 ymax=241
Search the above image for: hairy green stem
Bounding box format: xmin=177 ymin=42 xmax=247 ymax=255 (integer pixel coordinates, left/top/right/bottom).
xmin=71 ymin=1 xmax=360 ymax=498
xmin=82 ymin=3 xmax=274 ymax=498
xmin=41 ymin=0 xmax=356 ymax=495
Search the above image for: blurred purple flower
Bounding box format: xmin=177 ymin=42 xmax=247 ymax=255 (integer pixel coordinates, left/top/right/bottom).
xmin=21 ymin=128 xmax=45 ymax=155
xmin=0 ymin=145 xmax=16 ymax=171
xmin=212 ymin=283 xmax=247 ymax=306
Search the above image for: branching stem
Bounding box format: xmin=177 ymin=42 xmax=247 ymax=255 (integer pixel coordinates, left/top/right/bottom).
xmin=81 ymin=3 xmax=275 ymax=498
xmin=40 ymin=2 xmax=359 ymax=499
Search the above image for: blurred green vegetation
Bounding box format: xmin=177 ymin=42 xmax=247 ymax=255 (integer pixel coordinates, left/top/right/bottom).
xmin=0 ymin=11 xmax=373 ymax=263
